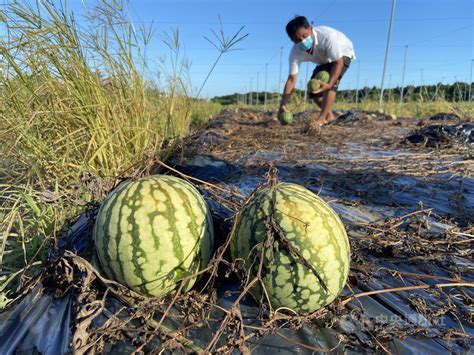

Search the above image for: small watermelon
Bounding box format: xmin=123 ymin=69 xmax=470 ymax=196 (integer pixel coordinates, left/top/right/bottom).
xmin=230 ymin=182 xmax=350 ymax=313
xmin=93 ymin=175 xmax=214 ymax=297
xmin=307 ymin=79 xmax=320 ymax=93
xmin=278 ymin=111 xmax=293 ymax=125
xmin=307 ymin=71 xmax=331 ymax=93
xmin=316 ymin=70 xmax=331 ymax=83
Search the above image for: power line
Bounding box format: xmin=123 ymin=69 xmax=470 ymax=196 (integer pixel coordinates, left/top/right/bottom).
xmin=379 ymin=0 xmax=396 ymax=109
xmin=404 ymin=25 xmax=472 ymax=46
xmin=469 ymin=60 xmax=473 ymax=103
xmin=400 ymin=45 xmax=408 ymax=104
xmin=314 ymin=0 xmax=338 ymax=21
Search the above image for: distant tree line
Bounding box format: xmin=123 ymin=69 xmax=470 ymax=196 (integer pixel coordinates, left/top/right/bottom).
xmin=211 ymin=82 xmax=473 ymax=105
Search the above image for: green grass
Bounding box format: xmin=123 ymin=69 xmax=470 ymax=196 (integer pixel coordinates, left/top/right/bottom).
xmin=334 ymin=100 xmax=474 ymax=119
xmin=229 ymin=94 xmax=473 ymax=120
xmin=0 ymin=184 xmax=67 ymax=307
xmin=191 ymin=100 xmax=222 ymax=127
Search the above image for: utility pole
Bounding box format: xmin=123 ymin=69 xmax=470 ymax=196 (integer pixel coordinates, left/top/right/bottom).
xmin=469 ymin=59 xmax=473 ymax=103
xmin=400 ymin=45 xmax=408 ymax=104
xmin=249 ymin=77 xmax=253 ymax=106
xmin=433 ymin=82 xmax=441 ymax=102
xmin=363 ymin=79 xmax=369 ymax=101
xmin=278 ymin=46 xmax=283 ymax=95
xmin=441 ymin=77 xmax=446 ymax=101
xmin=355 ymin=60 xmax=360 ymax=105
xmin=420 ymin=69 xmax=424 ymax=101
xmin=379 ymin=0 xmax=396 ymax=110
xmin=388 ymin=74 xmax=392 ymax=100
xmin=264 ymin=63 xmax=268 ymax=109
xmin=453 ymin=75 xmax=461 ymax=102
xmin=256 ymin=72 xmax=259 ymax=106
xmin=304 ymin=62 xmax=309 ymax=110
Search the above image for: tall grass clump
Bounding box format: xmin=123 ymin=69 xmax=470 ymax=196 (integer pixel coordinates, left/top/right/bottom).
xmin=0 ymin=0 xmax=167 ymax=186
xmin=0 ymin=0 xmax=235 ymax=307
xmin=0 ymin=0 xmax=164 ymax=306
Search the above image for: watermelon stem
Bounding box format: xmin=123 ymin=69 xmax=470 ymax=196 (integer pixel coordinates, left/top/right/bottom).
xmin=266 ymin=217 xmax=329 ymax=294
xmin=55 ymin=251 xmax=205 ymax=353
xmin=264 ymin=164 xmax=279 ymax=188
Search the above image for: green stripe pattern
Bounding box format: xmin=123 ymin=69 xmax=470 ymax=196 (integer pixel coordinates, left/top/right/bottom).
xmin=230 ymin=183 xmax=350 ymax=313
xmin=93 ymin=175 xmax=214 ymax=297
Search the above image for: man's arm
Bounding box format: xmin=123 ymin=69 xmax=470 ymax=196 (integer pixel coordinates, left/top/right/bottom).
xmin=328 ymin=57 xmax=344 ymax=87
xmin=278 ymin=74 xmax=298 ymax=113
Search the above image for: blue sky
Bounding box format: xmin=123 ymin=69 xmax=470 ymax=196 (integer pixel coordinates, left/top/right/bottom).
xmin=10 ymin=0 xmax=474 ymax=98
xmin=126 ymin=0 xmax=473 ymax=98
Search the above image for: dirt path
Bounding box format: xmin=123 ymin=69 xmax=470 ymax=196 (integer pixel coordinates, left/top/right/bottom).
xmin=182 ymin=108 xmax=473 ymax=221
xmin=185 ymin=108 xmax=471 ymax=173
xmin=171 ymin=108 xmax=474 ymax=353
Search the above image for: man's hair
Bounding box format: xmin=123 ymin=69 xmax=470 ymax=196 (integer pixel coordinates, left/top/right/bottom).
xmin=286 ymin=16 xmax=311 ymax=41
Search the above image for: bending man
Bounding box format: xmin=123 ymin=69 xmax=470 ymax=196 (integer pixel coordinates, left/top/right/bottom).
xmin=278 ymin=16 xmax=355 ymax=133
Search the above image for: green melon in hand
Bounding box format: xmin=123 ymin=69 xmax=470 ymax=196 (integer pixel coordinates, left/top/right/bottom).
xmin=230 ymin=182 xmax=350 ymax=313
xmin=307 ymin=71 xmax=331 ymax=93
xmin=93 ymin=175 xmax=214 ymax=297
xmin=278 ymin=111 xmax=293 ymax=125
xmin=316 ymin=70 xmax=331 ymax=83
xmin=307 ymin=79 xmax=321 ymax=92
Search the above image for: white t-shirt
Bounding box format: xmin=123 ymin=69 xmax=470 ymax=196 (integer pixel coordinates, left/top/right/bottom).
xmin=289 ymin=26 xmax=355 ymax=75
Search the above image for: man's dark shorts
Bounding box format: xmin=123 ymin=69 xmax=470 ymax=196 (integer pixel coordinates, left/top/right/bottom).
xmin=309 ymin=56 xmax=352 ymax=99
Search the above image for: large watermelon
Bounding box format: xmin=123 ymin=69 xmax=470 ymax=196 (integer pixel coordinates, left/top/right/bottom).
xmin=230 ymin=183 xmax=350 ymax=313
xmin=93 ymin=175 xmax=214 ymax=297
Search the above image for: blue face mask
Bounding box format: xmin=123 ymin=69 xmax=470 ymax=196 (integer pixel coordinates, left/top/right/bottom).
xmin=298 ymin=35 xmax=313 ymax=51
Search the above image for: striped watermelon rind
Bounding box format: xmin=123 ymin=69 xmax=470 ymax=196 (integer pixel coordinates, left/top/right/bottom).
xmin=278 ymin=111 xmax=293 ymax=125
xmin=316 ymin=70 xmax=330 ymax=83
xmin=230 ymin=182 xmax=350 ymax=313
xmin=93 ymin=175 xmax=214 ymax=297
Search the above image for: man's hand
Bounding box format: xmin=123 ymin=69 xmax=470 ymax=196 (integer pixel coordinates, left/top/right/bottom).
xmin=278 ymin=105 xmax=289 ymax=114
xmin=272 ymin=105 xmax=288 ymax=123
xmin=312 ymin=81 xmax=332 ymax=95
